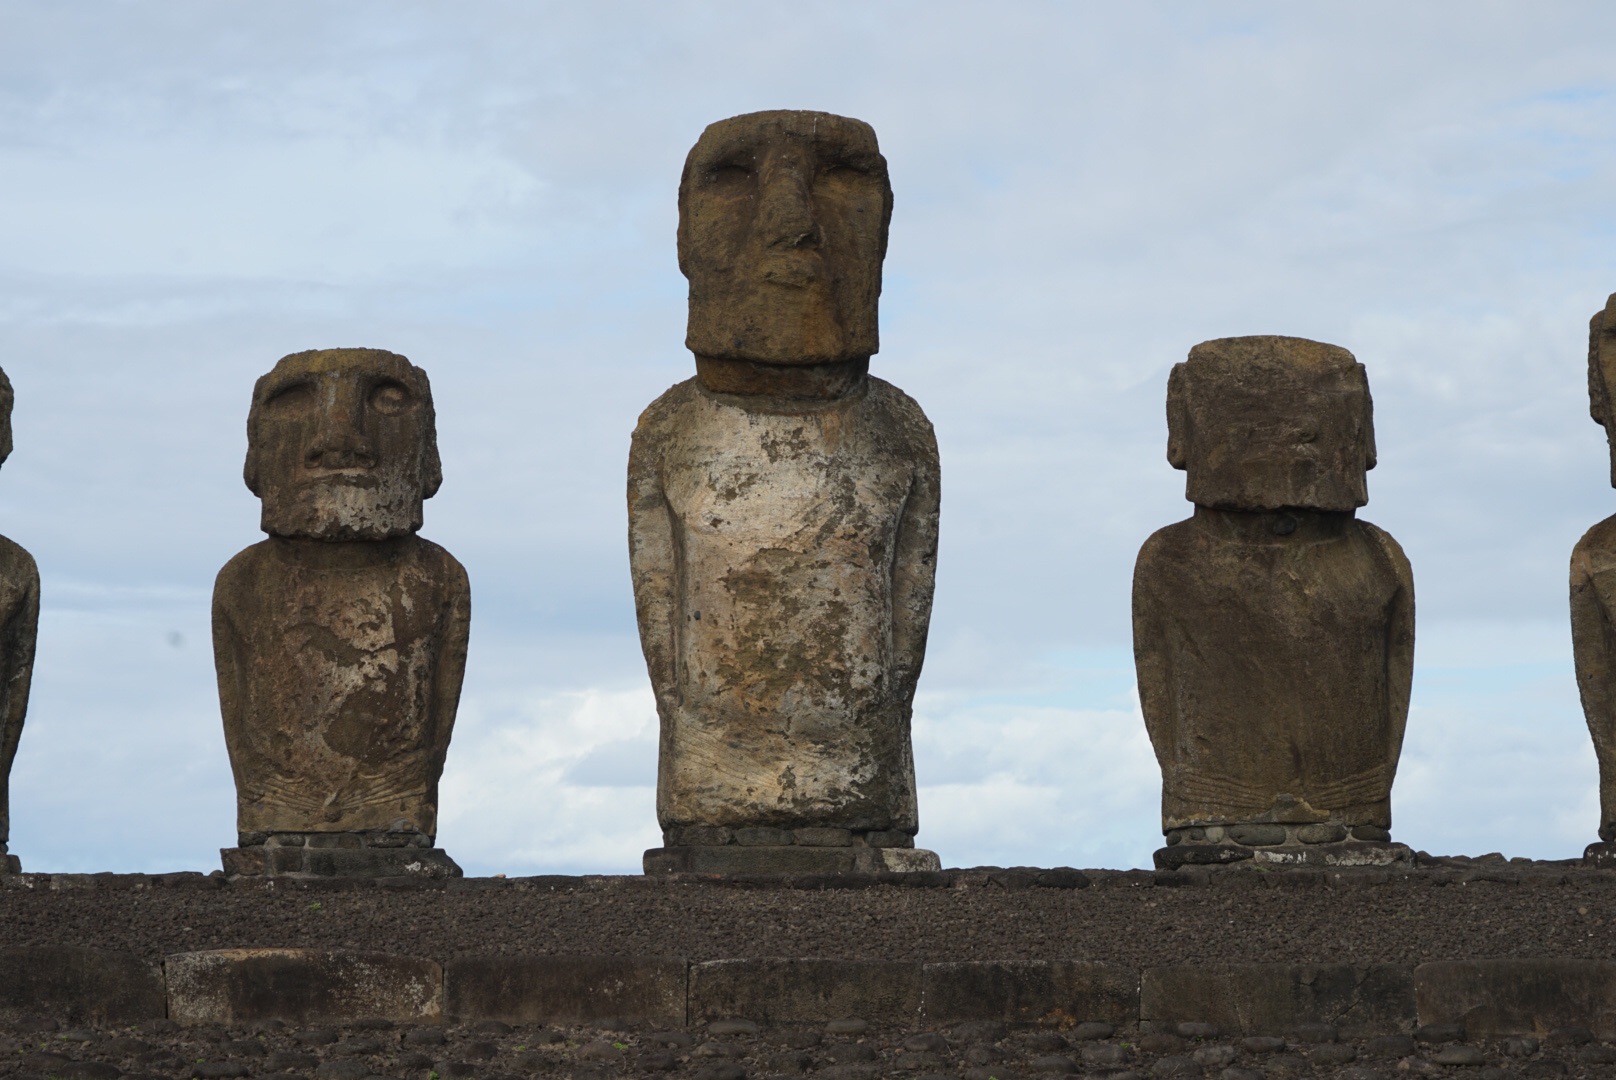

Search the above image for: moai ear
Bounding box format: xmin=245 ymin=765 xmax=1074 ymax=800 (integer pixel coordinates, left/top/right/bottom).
xmin=1359 ymin=364 xmax=1377 ymax=472
xmin=1165 ymin=362 xmax=1190 ymax=470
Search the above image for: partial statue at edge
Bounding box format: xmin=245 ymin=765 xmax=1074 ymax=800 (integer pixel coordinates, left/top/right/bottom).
xmin=1134 ymin=336 xmax=1415 ymax=870
xmin=630 ymin=110 xmax=942 ymax=874
xmin=1572 ymin=293 xmax=1616 ymax=868
xmin=0 ymin=370 xmax=38 ymax=876
xmin=214 ymin=349 xmax=469 ymax=879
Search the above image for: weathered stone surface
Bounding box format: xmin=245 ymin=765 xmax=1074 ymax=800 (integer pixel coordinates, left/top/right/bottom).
xmin=689 ymin=958 xmax=923 ymax=1024
xmin=1135 ymin=337 xmax=1414 ymax=844
xmin=0 ymin=371 xmax=38 ymax=863
xmin=1573 ymin=294 xmax=1616 ymax=846
xmin=1141 ymin=964 xmax=1415 ymax=1036
xmin=444 ymin=955 xmax=686 ymax=1026
xmin=213 ymin=350 xmax=469 ymax=868
xmin=922 ymin=961 xmax=1138 ymax=1026
xmin=0 ymin=946 xmax=163 ymax=1023
xmin=631 ymin=111 xmax=939 ymax=863
xmin=1415 ymin=960 xmax=1616 ymax=1039
xmin=166 ymin=948 xmax=441 ymax=1025
xmin=220 ymin=841 xmax=459 ymax=879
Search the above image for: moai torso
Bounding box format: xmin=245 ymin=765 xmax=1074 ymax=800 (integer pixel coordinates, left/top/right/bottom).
xmin=631 ymin=376 xmax=937 ymax=831
xmin=1133 ymin=336 xmax=1414 ymax=865
xmin=213 ymin=535 xmax=468 ymax=836
xmin=631 ymin=111 xmax=941 ymax=871
xmin=1571 ymin=293 xmax=1616 ymax=855
xmin=213 ymin=348 xmax=468 ymax=876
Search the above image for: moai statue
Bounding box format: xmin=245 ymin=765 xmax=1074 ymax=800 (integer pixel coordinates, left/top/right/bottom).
xmin=630 ymin=110 xmax=942 ymax=874
xmin=0 ymin=370 xmax=38 ymax=876
xmin=1573 ymin=293 xmax=1616 ymax=867
xmin=1133 ymin=336 xmax=1415 ymax=870
xmin=214 ymin=349 xmax=469 ymax=879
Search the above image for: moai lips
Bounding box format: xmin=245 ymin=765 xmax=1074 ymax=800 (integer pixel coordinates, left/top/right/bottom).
xmin=1572 ymin=294 xmax=1616 ymax=865
xmin=214 ymin=349 xmax=468 ymax=879
xmin=0 ymin=370 xmax=39 ymax=875
xmin=632 ymin=111 xmax=942 ymax=874
xmin=1134 ymin=336 xmax=1415 ymax=870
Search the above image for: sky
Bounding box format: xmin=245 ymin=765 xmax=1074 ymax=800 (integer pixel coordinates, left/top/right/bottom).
xmin=1 ymin=1 xmax=1615 ymax=873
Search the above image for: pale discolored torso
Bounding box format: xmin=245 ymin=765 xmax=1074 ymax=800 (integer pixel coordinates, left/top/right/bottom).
xmin=1133 ymin=513 xmax=1413 ymax=830
xmin=630 ymin=377 xmax=938 ymax=833
xmin=212 ymin=536 xmax=469 ymax=837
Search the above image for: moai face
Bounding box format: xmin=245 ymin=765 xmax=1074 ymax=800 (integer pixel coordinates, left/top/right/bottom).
xmin=244 ymin=349 xmax=441 ymax=541
xmin=1167 ymin=336 xmax=1375 ymax=512
xmin=1589 ymin=293 xmax=1616 ymax=487
xmin=679 ymin=110 xmax=893 ymax=365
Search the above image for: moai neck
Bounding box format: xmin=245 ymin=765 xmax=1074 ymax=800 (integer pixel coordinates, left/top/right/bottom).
xmin=268 ymin=534 xmax=409 ymax=570
xmin=1191 ymin=505 xmax=1356 ymax=544
xmin=694 ymin=355 xmax=869 ymax=404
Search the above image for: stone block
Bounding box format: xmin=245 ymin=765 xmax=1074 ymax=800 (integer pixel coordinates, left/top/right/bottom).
xmin=922 ymin=962 xmax=1138 ymax=1027
xmin=221 ymin=845 xmax=460 ymax=880
xmin=166 ymin=949 xmax=441 ymax=1025
xmin=0 ymin=946 xmax=164 ymax=1023
xmin=1141 ymin=964 xmax=1414 ymax=1036
xmin=444 ymin=956 xmax=686 ymax=1026
xmin=690 ymin=959 xmax=923 ymax=1024
xmin=1415 ymin=960 xmax=1616 ymax=1039
xmin=645 ymin=846 xmax=858 ymax=874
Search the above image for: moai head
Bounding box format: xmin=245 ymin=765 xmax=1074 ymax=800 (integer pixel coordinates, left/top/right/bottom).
xmin=1167 ymin=336 xmax=1376 ymax=512
xmin=678 ymin=109 xmax=893 ymax=365
xmin=1588 ymin=293 xmax=1616 ymax=487
xmin=0 ymin=368 xmax=14 ymax=469
xmin=244 ymin=348 xmax=441 ymax=541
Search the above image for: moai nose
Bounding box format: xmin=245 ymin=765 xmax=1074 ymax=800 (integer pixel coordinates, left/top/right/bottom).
xmin=757 ymin=156 xmax=819 ymax=251
xmin=305 ymin=381 xmax=377 ymax=469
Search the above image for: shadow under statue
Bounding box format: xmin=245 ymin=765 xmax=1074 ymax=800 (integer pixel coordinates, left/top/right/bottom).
xmin=1133 ymin=336 xmax=1415 ymax=870
xmin=630 ymin=111 xmax=942 ymax=874
xmin=215 ymin=349 xmax=469 ymax=879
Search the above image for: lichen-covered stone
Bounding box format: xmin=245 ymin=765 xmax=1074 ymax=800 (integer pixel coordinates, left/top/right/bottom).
xmin=213 ymin=350 xmax=469 ymax=862
xmin=631 ymin=112 xmax=939 ymax=865
xmin=1134 ymin=337 xmax=1414 ymax=841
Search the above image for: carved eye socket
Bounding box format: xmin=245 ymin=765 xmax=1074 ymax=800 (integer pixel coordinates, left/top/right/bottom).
xmin=370 ymin=381 xmax=410 ymax=415
xmin=707 ymin=162 xmax=752 ymax=191
xmin=263 ymin=381 xmax=314 ymax=414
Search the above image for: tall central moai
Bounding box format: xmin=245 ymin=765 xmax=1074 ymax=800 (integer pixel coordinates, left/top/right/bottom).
xmin=1572 ymin=293 xmax=1616 ymax=867
xmin=214 ymin=349 xmax=470 ymax=879
xmin=631 ymin=110 xmax=942 ymax=874
xmin=1133 ymin=336 xmax=1415 ymax=869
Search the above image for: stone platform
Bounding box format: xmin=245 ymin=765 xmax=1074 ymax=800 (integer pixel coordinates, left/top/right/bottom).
xmin=221 ymin=831 xmax=461 ymax=880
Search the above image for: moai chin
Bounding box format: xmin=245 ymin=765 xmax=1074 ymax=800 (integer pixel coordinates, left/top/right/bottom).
xmin=0 ymin=371 xmax=38 ymax=876
xmin=631 ymin=110 xmax=942 ymax=874
xmin=1133 ymin=336 xmax=1415 ymax=870
xmin=214 ymin=348 xmax=469 ymax=879
xmin=1572 ymin=293 xmax=1616 ymax=867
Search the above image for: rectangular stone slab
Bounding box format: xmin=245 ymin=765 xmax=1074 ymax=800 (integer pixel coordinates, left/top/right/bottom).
xmin=1416 ymin=960 xmax=1616 ymax=1038
xmin=1141 ymin=963 xmax=1414 ymax=1035
xmin=0 ymin=946 xmax=163 ymax=1023
xmin=166 ymin=948 xmax=441 ymax=1025
xmin=922 ymin=961 xmax=1137 ymax=1026
xmin=690 ymin=958 xmax=923 ymax=1024
xmin=444 ymin=956 xmax=686 ymax=1026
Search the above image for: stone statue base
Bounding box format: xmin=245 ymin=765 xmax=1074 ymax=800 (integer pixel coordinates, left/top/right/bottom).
xmin=645 ymin=828 xmax=940 ymax=874
xmin=1155 ymin=823 xmax=1412 ymax=870
xmin=1582 ymin=842 xmax=1616 ymax=868
xmin=644 ymin=845 xmax=940 ymax=875
xmin=221 ymin=832 xmax=461 ymax=880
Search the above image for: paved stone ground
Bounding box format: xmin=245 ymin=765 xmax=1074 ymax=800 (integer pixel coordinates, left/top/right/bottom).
xmin=0 ymin=1015 xmax=1610 ymax=1080
xmin=0 ymin=858 xmax=1612 ymax=968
